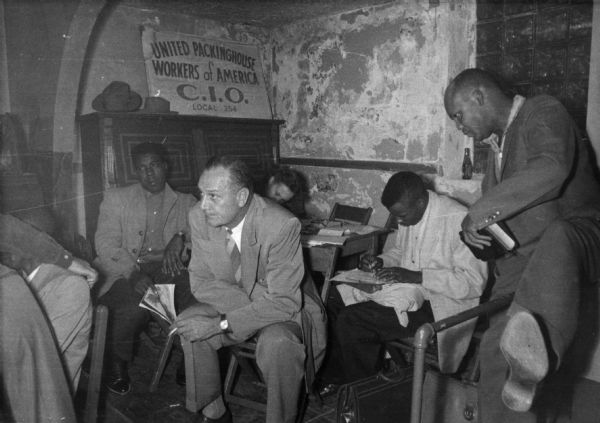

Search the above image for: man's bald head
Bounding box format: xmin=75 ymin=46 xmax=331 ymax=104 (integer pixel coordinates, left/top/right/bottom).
xmin=444 ymin=68 xmax=514 ymax=141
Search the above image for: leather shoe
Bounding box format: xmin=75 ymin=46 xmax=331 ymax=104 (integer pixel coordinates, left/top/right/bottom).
xmin=318 ymin=383 xmax=340 ymax=398
xmin=197 ymin=409 xmax=232 ymax=423
xmin=106 ymin=360 xmax=131 ymax=395
xmin=500 ymin=310 xmax=549 ymax=412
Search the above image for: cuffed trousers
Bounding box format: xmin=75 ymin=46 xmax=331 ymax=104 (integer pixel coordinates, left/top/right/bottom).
xmin=189 ymin=321 xmax=305 ymax=423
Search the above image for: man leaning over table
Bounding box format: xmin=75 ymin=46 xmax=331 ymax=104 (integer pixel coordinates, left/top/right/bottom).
xmin=318 ymin=171 xmax=487 ymax=395
xmin=172 ymin=156 xmax=326 ymax=423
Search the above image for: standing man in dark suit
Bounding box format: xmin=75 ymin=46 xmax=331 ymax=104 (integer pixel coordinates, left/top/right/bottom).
xmin=173 ymin=156 xmax=326 ymax=423
xmin=444 ymin=68 xmax=600 ymax=422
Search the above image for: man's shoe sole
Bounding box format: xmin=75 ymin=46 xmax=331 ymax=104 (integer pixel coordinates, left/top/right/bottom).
xmin=500 ymin=311 xmax=548 ymax=412
xmin=106 ymin=378 xmax=131 ymax=396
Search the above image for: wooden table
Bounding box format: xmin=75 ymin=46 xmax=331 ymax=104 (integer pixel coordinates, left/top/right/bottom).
xmin=301 ymin=228 xmax=391 ymax=302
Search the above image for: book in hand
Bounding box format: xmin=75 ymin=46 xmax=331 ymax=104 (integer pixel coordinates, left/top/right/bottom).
xmin=460 ymin=222 xmax=518 ymax=261
xmin=139 ymin=284 xmax=176 ymax=324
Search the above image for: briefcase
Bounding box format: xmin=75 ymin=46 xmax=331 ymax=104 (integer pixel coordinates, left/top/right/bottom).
xmin=420 ymin=370 xmax=478 ymax=423
xmin=336 ymin=368 xmax=412 ymax=423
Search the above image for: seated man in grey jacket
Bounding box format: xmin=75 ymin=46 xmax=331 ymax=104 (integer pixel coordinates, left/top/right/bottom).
xmin=94 ymin=142 xmax=197 ymax=395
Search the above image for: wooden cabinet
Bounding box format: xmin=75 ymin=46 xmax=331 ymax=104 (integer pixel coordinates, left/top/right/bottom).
xmin=79 ymin=112 xmax=282 ymax=239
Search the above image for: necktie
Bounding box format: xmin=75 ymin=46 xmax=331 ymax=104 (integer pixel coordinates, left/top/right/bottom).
xmin=226 ymin=228 xmax=241 ymax=283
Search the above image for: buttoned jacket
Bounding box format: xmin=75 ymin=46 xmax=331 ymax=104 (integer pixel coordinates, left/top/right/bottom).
xmin=94 ymin=183 xmax=197 ymax=296
xmin=188 ymin=194 xmax=326 ymax=367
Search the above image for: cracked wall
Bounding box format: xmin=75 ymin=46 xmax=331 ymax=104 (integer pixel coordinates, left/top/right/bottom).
xmin=270 ymin=0 xmax=476 ymax=220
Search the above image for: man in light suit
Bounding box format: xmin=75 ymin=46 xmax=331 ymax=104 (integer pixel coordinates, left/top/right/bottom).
xmin=320 ymin=172 xmax=486 ymax=392
xmin=1 ymin=264 xmax=77 ymax=423
xmin=0 ymin=211 xmax=97 ymax=421
xmin=444 ymin=68 xmax=600 ymax=422
xmin=0 ymin=207 xmax=92 ymax=392
xmin=173 ymin=156 xmax=326 ymax=423
xmin=94 ymin=142 xmax=197 ymax=395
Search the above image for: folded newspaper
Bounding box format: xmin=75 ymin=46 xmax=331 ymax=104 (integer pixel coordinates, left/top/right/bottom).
xmin=139 ymin=284 xmax=176 ymax=324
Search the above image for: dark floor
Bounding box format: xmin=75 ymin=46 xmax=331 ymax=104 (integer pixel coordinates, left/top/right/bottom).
xmin=78 ymin=324 xmax=338 ymax=423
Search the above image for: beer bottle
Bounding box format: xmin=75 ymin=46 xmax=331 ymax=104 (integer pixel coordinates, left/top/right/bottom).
xmin=462 ymin=147 xmax=473 ymax=180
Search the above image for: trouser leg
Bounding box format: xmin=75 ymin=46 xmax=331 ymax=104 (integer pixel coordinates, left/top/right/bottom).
xmin=1 ymin=276 xmax=77 ymax=422
xmin=189 ymin=337 xmax=224 ymax=409
xmin=337 ymin=297 xmax=433 ymax=383
xmin=318 ymin=286 xmax=348 ymax=384
xmin=513 ymin=217 xmax=600 ymax=365
xmin=35 ymin=274 xmax=92 ymax=390
xmin=98 ymin=277 xmax=149 ymax=363
xmin=256 ymin=322 xmax=305 ymax=423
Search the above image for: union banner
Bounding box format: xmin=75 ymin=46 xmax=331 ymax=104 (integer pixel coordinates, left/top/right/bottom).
xmin=141 ymin=28 xmax=272 ymax=118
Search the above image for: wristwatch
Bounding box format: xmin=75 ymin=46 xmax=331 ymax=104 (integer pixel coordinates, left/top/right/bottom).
xmin=219 ymin=314 xmax=231 ymax=333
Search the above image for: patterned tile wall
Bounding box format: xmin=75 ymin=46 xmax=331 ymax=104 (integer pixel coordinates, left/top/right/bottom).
xmin=475 ymin=0 xmax=593 ymax=174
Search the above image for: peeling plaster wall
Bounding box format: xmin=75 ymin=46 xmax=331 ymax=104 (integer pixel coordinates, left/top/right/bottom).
xmin=270 ymin=0 xmax=476 ymax=220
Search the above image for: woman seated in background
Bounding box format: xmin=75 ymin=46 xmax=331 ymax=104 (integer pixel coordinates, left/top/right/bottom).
xmin=264 ymin=166 xmax=308 ymax=218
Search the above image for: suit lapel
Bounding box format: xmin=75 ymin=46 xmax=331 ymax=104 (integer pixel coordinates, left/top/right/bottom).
xmin=498 ymin=133 xmax=514 ymax=181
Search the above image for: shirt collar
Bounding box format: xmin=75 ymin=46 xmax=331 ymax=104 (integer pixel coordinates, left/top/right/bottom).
xmin=26 ymin=265 xmax=42 ymax=282
xmin=484 ymin=94 xmax=526 ymax=152
xmin=226 ymin=216 xmax=246 ymax=246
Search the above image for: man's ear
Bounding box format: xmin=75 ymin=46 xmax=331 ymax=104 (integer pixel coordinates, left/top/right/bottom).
xmin=236 ymin=187 xmax=250 ymax=207
xmin=472 ymin=88 xmax=484 ymax=106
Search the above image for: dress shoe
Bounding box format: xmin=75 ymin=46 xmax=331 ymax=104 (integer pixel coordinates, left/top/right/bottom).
xmin=106 ymin=360 xmax=131 ymax=395
xmin=197 ymin=409 xmax=232 ymax=423
xmin=318 ymin=383 xmax=340 ymax=398
xmin=500 ymin=310 xmax=549 ymax=412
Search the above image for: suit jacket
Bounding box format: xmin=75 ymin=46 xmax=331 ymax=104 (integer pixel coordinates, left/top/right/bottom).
xmin=188 ymin=194 xmax=326 ymax=369
xmin=0 ymin=213 xmax=72 ymax=268
xmin=380 ymin=191 xmax=487 ymax=373
xmin=468 ymin=95 xmax=600 ymax=295
xmin=94 ymin=183 xmax=197 ymax=296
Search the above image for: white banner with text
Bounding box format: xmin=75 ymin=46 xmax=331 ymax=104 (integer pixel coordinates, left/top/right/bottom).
xmin=141 ymin=28 xmax=272 ymax=118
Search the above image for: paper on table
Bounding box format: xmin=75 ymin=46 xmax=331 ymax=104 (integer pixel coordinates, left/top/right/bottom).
xmin=330 ymin=268 xmax=384 ymax=285
xmin=139 ymin=284 xmax=176 ymax=324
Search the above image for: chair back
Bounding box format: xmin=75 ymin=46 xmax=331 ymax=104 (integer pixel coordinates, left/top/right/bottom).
xmin=329 ymin=203 xmax=373 ymax=225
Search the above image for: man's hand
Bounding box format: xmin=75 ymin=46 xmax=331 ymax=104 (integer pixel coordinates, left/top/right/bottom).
xmin=359 ymin=254 xmax=383 ymax=272
xmin=68 ymin=258 xmax=98 ymax=287
xmin=461 ymin=215 xmax=492 ymax=250
xmin=374 ymin=267 xmax=422 ymax=284
xmin=171 ymin=303 xmax=221 ymax=342
xmin=130 ymin=271 xmax=154 ymax=296
xmin=162 ymin=233 xmax=185 ymax=276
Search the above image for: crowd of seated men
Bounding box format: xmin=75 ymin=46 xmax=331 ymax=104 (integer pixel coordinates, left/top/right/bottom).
xmin=2 ymin=68 xmax=600 ymax=423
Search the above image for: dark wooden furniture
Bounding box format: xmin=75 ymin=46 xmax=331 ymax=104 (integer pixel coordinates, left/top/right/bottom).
xmin=79 ymin=112 xmax=283 ymax=240
xmin=328 ymin=203 xmax=373 ymax=225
